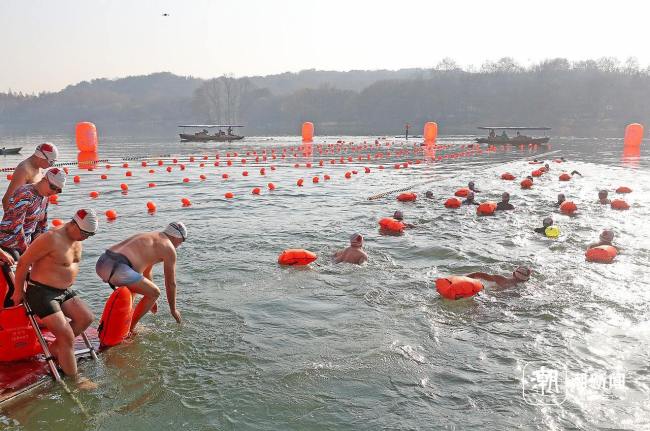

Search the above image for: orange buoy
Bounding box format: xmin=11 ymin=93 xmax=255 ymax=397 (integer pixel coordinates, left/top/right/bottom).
xmin=476 ymin=201 xmax=497 ymax=216
xmin=73 ymin=175 xmax=81 ymax=183
xmin=125 ymin=171 xmax=133 ymax=177
xmin=435 ymin=276 xmax=484 ymax=300
xmin=297 ymin=178 xmax=304 ymax=186
xmin=501 ymin=172 xmax=515 ymax=180
xmin=120 ymin=183 xmax=128 ymax=191
xmin=611 ymin=199 xmax=630 ymax=210
xmin=122 ymin=163 xmax=129 ymax=168
xmin=101 ymin=174 xmax=108 ymax=180
xmin=531 ymin=169 xmax=542 ymax=177
xmin=324 ymin=174 xmax=331 ymax=180
xmin=158 ymin=160 xmax=164 ymax=166
xmin=98 ymin=286 xmax=133 ymax=347
xmin=179 ymin=164 xmax=186 ymax=171
xmin=378 ymin=217 xmax=405 ymax=233
xmin=397 ymin=192 xmax=417 ymax=202
xmin=312 ymin=176 xmax=319 ymax=183
xmin=560 ymin=200 xmax=578 ymax=214
xmin=585 ymin=245 xmax=618 ymax=263
xmin=222 ymin=173 xmax=229 ymax=179
xmin=364 ymin=167 xmax=371 ymax=173
xmin=89 ymin=191 xmax=99 ymax=199
xmin=520 ymin=179 xmax=533 ymax=189
xmin=559 ymin=173 xmax=571 ymax=181
xmin=624 ymin=123 xmax=644 ymax=148
xmin=278 ymin=249 xmax=317 ymax=266
xmin=52 ymin=218 xmax=64 ymax=227
xmin=423 ymin=121 xmax=438 ymax=143
xmin=616 ymin=186 xmax=632 ymax=193
xmin=6 ymin=174 xmax=13 ymax=181
xmin=75 ymin=122 xmax=98 ymax=152
xmin=345 ymin=172 xmax=352 ymax=179
xmin=146 ymin=201 xmax=156 ymax=212
xmin=199 ymin=174 xmax=207 ymax=180
xmin=444 ymin=197 xmax=461 ymax=208
xmin=243 ymin=171 xmax=249 ymax=176
xmin=268 ymin=183 xmax=276 ymax=190
xmin=455 ymin=188 xmax=470 ymax=197
xmin=141 ymin=161 xmax=147 ymax=167
xmin=225 ymin=192 xmax=234 ymax=199
xmin=106 ymin=209 xmax=117 ymax=220
xmin=252 ymin=187 xmax=261 ymax=195
xmin=0 ymin=305 xmax=42 ymax=361
xmin=48 ymin=194 xmax=58 ymax=204
xmin=181 ymin=197 xmax=191 ymax=207
xmin=301 ymin=122 xmax=314 ymax=143
xmin=182 ymin=178 xmax=190 ymax=183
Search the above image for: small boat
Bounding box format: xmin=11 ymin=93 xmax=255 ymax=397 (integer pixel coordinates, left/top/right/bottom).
xmin=178 ymin=125 xmax=244 ymax=142
xmin=475 ymin=127 xmax=551 ymax=145
xmin=0 ymin=147 xmax=22 ymax=155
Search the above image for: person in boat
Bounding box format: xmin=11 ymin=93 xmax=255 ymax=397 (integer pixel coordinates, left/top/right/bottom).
xmin=12 ymin=209 xmax=98 ymax=380
xmin=334 ymin=233 xmax=368 ymax=264
xmin=500 ymin=130 xmax=509 ymax=141
xmin=534 ymin=217 xmax=554 ymax=235
xmin=95 ymin=222 xmax=187 ymax=332
xmin=555 ymin=193 xmax=566 ymax=207
xmin=468 ymin=181 xmax=481 ymax=193
xmin=496 ymin=192 xmax=514 ymax=211
xmin=489 ymin=129 xmax=496 ymax=139
xmin=393 ymin=210 xmax=415 ymax=228
xmin=587 ymin=229 xmax=618 ymax=249
xmin=2 ymin=143 xmax=59 ymax=212
xmin=462 ymin=191 xmax=479 ymax=206
xmin=199 ymin=129 xmax=209 ymax=135
xmin=467 ymin=266 xmax=531 ymax=288
xmin=597 ymin=190 xmax=611 ymax=205
xmin=227 ymin=126 xmax=233 ymax=136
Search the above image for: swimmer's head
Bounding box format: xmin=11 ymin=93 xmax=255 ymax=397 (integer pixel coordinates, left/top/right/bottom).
xmin=526 ymin=175 xmax=534 ymax=181
xmin=544 ymin=163 xmax=550 ymax=169
xmin=600 ymin=229 xmax=614 ymax=243
xmin=425 ymin=190 xmax=433 ymax=199
xmin=557 ymin=193 xmax=566 ymax=203
xmin=513 ymin=266 xmax=531 ymax=282
xmin=350 ymin=232 xmax=363 ymax=246
xmin=468 ymin=181 xmax=475 ymax=189
xmin=393 ymin=210 xmax=404 ymax=221
xmin=71 ymin=208 xmax=98 ymax=240
xmin=501 ymin=192 xmax=510 ymax=203
xmin=34 ymin=142 xmax=59 ymax=167
xmin=598 ymin=189 xmax=608 ymax=199
xmin=543 ymin=217 xmax=553 ymax=228
xmin=163 ymin=221 xmax=187 ymax=246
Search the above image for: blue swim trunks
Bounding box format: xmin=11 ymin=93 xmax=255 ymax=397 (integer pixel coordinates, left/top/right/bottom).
xmin=96 ymin=250 xmax=143 ymax=288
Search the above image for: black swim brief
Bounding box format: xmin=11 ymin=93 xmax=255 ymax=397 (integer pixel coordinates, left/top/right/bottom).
xmin=25 ymin=278 xmax=77 ymax=318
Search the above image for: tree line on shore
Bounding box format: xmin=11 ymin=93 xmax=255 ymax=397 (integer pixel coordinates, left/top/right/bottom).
xmin=1 ymin=57 xmax=648 ymax=137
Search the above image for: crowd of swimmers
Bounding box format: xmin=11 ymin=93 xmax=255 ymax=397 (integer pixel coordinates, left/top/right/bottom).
xmin=0 ymin=143 xmax=187 ymax=387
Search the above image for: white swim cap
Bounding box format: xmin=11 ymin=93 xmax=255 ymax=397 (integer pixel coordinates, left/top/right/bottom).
xmin=34 ymin=142 xmax=59 ymax=164
xmin=164 ymin=222 xmax=187 ymax=241
xmin=350 ymin=232 xmax=363 ymax=242
xmin=45 ymin=167 xmax=67 ymax=189
xmin=73 ymin=208 xmax=98 ymax=234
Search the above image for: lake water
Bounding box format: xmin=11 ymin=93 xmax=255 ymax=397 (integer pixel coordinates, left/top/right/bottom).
xmin=0 ymin=134 xmax=648 ymax=431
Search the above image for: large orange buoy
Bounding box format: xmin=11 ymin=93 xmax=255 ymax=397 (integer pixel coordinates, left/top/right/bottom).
xmin=378 ymin=217 xmax=405 ymax=233
xmin=560 ymin=200 xmax=578 ymax=214
xmin=435 ymin=276 xmax=484 ymax=300
xmin=77 ymin=151 xmax=99 ymax=170
xmin=501 ymin=172 xmax=515 ymax=180
xmin=559 ymin=173 xmax=571 ymax=181
xmin=98 ymin=287 xmax=133 ymax=347
xmin=397 ymin=192 xmax=417 ymax=202
xmin=520 ymin=178 xmax=533 ymax=189
xmin=225 ymin=192 xmax=234 ymax=199
xmin=423 ymin=122 xmax=438 ymax=143
xmin=616 ymin=186 xmax=632 ymax=193
xmin=302 ymin=122 xmax=314 ymax=143
xmin=477 ymin=201 xmax=497 ymax=216
xmin=75 ymin=122 xmax=98 ymax=152
xmin=585 ymin=245 xmax=618 ymax=263
xmin=181 ymin=197 xmax=191 ymax=207
xmin=455 ymin=188 xmax=470 ymax=197
xmin=278 ymin=249 xmax=317 ymax=266
xmin=624 ymin=123 xmax=644 ymax=147
xmin=444 ymin=197 xmax=461 ymax=208
xmin=611 ymin=199 xmax=630 ymax=210
xmin=106 ymin=209 xmax=117 ymax=220
xmin=0 ymin=305 xmax=42 ymax=361
xmin=146 ymin=201 xmax=156 ymax=212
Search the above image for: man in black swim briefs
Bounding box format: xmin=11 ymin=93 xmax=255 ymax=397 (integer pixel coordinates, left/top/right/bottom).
xmin=12 ymin=209 xmax=98 ymax=380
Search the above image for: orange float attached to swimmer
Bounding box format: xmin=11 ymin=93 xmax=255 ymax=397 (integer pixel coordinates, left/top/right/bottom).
xmin=0 ymin=305 xmax=42 ymax=361
xmin=501 ymin=172 xmax=515 ymax=180
xmin=397 ymin=192 xmax=416 ymax=202
xmin=455 ymin=188 xmax=470 ymax=197
xmin=560 ymin=201 xmax=578 ymax=214
xmin=379 ymin=217 xmax=405 ymax=233
xmin=585 ymin=246 xmax=618 ymax=264
xmin=476 ymin=202 xmax=497 ymax=216
xmin=98 ymin=286 xmax=133 ymax=348
xmin=444 ymin=198 xmax=461 ymax=209
xmin=616 ymin=186 xmax=632 ymax=194
xmin=435 ymin=276 xmax=484 ymax=300
xmin=559 ymin=173 xmax=571 ymax=181
xmin=611 ymin=199 xmax=630 ymax=210
xmin=278 ymin=249 xmax=318 ymax=266
xmin=520 ymin=179 xmax=533 ymax=189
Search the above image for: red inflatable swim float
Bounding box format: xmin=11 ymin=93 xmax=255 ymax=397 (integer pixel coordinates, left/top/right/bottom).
xmin=585 ymin=246 xmax=618 ymax=263
xmin=454 ymin=188 xmax=470 ymax=197
xmin=477 ymin=202 xmax=497 ymax=216
xmin=611 ymin=199 xmax=630 ymax=210
xmin=98 ymin=286 xmax=133 ymax=348
xmin=616 ymin=186 xmax=632 ymax=194
xmin=531 ymin=169 xmax=542 ymax=177
xmin=559 ymin=173 xmax=571 ymax=181
xmin=0 ymin=305 xmax=42 ymax=361
xmin=501 ymin=172 xmax=515 ymax=180
xmin=444 ymin=198 xmax=461 ymax=209
xmin=435 ymin=276 xmax=484 ymax=300
xmin=559 ymin=200 xmax=578 ymax=214
xmin=520 ymin=179 xmax=533 ymax=189
xmin=397 ymin=192 xmax=417 ymax=202
xmin=278 ymin=249 xmax=318 ymax=266
xmin=379 ymin=217 xmax=405 ymax=233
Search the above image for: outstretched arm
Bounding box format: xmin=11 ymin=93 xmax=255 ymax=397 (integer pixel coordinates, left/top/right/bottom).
xmin=467 ymin=272 xmax=496 ymax=281
xmin=162 ymin=248 xmax=181 ymax=323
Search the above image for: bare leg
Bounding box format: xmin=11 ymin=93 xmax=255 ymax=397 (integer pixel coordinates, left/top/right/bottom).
xmin=61 ymin=296 xmax=94 ymax=337
xmin=127 ymin=277 xmax=160 ymax=331
xmin=41 ymin=311 xmax=77 ymax=376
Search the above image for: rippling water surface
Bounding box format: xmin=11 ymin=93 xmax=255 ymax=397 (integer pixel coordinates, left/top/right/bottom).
xmin=0 ymin=134 xmax=648 ymax=430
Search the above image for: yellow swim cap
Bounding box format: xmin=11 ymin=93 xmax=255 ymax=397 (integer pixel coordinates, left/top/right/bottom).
xmin=545 ymin=226 xmax=560 ymax=238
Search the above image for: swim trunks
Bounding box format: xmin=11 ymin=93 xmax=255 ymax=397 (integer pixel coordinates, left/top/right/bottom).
xmin=25 ymin=279 xmax=77 ymax=318
xmin=96 ymin=249 xmax=143 ymax=289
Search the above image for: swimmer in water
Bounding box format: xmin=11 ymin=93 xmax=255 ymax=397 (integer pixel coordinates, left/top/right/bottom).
xmin=425 ymin=190 xmax=434 ymax=199
xmin=334 ymin=233 xmax=368 ymax=264
xmin=468 ymin=181 xmax=481 ymax=193
xmin=541 ymin=163 xmax=550 ymax=172
xmin=587 ymin=229 xmax=618 ymax=249
xmin=526 ymin=175 xmax=534 ymax=182
xmin=597 ymin=190 xmax=611 ymax=205
xmin=496 ymin=192 xmax=514 ymax=211
xmin=570 ymin=170 xmax=583 ymax=177
xmin=461 ymin=191 xmax=479 ymax=206
xmin=555 ymin=193 xmax=566 ymax=207
xmin=534 ymin=217 xmax=553 ymax=235
xmin=467 ymin=266 xmax=531 ymax=288
xmin=393 ymin=210 xmax=415 ymax=228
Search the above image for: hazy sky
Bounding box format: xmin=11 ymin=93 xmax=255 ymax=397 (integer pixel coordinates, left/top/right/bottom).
xmin=1 ymin=0 xmax=648 ymax=93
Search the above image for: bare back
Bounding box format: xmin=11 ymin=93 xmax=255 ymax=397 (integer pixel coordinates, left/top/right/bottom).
xmin=30 ymin=228 xmax=82 ymax=289
xmin=2 ymin=157 xmax=43 ymax=211
xmin=110 ymin=231 xmax=175 ymax=272
xmin=334 ymin=246 xmax=368 ymax=264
